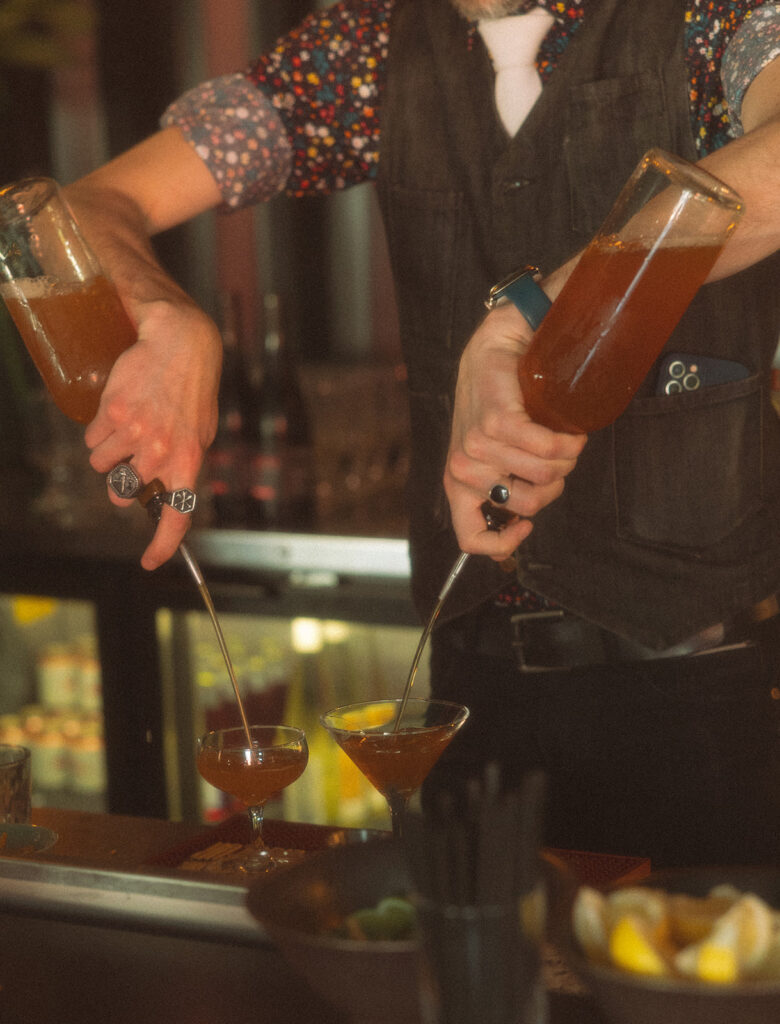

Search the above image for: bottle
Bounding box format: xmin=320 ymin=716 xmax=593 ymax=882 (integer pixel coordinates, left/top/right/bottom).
xmin=205 ymin=292 xmax=248 ymax=527
xmin=243 ymin=294 xmax=317 ymax=531
xmin=517 ymin=150 xmax=744 ymax=434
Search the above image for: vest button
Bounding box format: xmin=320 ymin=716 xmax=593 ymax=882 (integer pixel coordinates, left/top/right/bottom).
xmin=504 ymin=178 xmax=534 ymax=192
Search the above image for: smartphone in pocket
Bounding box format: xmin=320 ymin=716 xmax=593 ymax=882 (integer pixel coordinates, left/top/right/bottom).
xmin=656 ymin=353 xmax=750 ymax=395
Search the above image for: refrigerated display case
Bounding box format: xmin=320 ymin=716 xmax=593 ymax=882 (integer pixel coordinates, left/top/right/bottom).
xmin=0 ymin=594 xmax=107 ymax=811
xmin=0 ymin=512 xmax=427 ymax=829
xmin=156 ymin=531 xmax=430 ymax=832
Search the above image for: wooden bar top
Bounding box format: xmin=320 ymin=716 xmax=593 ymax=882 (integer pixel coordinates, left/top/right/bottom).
xmin=31 ymin=805 xmax=211 ymax=872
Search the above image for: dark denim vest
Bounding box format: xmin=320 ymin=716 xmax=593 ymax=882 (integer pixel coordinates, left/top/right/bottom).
xmin=375 ymin=0 xmax=780 ymax=648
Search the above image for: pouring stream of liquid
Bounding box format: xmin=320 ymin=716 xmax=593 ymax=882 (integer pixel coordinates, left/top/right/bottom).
xmin=393 ymin=551 xmax=470 ymax=731
xmin=178 ymin=541 xmax=254 ymax=748
xmin=137 ymin=482 xmax=254 ymax=750
xmin=393 ymin=501 xmax=516 ymax=731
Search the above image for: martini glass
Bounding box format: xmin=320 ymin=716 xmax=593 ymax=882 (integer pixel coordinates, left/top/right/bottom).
xmin=321 ymin=698 xmax=469 ymax=838
xmin=197 ymin=725 xmax=308 ymax=873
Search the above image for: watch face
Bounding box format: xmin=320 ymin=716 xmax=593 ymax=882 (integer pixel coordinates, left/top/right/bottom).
xmin=486 ymin=266 xmax=540 ymax=309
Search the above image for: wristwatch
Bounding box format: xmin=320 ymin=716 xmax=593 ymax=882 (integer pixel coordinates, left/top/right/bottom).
xmin=484 ymin=265 xmax=551 ymax=331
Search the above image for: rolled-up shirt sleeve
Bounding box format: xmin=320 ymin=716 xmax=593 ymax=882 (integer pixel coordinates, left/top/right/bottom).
xmin=161 ymin=72 xmax=293 ymax=209
xmin=722 ymin=4 xmax=780 ymax=135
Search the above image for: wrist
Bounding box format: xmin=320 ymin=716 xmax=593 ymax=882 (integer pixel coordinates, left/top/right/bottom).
xmin=484 ymin=265 xmax=551 ymax=331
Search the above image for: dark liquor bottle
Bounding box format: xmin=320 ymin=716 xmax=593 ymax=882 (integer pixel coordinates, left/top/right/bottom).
xmin=244 ymin=294 xmax=317 ymax=531
xmin=205 ymin=292 xmax=247 ymax=527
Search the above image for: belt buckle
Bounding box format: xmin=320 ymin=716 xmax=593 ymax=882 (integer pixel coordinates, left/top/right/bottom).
xmin=510 ymin=609 xmax=567 ymax=673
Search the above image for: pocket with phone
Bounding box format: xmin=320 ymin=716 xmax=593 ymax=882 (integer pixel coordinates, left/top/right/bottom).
xmin=655 ymin=353 xmax=750 ymax=395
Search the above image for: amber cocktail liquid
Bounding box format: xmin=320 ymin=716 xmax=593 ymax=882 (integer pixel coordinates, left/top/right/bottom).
xmin=3 ymin=275 xmax=136 ymax=424
xmin=335 ymin=722 xmax=460 ymax=802
xmin=321 ymin=698 xmax=470 ymax=837
xmin=519 ymin=238 xmax=723 ymax=433
xmin=518 ymin=150 xmax=743 ymax=434
xmin=197 ymin=744 xmax=307 ymax=807
xmin=0 ymin=177 xmax=137 ymax=425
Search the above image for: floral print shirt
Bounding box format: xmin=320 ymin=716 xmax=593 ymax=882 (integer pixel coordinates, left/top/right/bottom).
xmin=162 ymin=1 xmax=780 ymax=209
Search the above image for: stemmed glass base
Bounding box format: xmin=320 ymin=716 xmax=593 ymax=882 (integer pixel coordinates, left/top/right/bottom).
xmin=386 ymin=789 xmax=409 ymax=840
xmin=241 ymin=804 xmax=274 ymax=873
xmin=197 ymin=724 xmax=308 ymax=874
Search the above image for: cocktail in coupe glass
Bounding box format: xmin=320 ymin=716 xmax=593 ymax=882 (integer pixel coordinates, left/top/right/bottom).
xmin=320 ymin=698 xmax=469 ymax=838
xmin=0 ymin=177 xmax=137 ymax=425
xmin=197 ymin=725 xmax=308 ymax=873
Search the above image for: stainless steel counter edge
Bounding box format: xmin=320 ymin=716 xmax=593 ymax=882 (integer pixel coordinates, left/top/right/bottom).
xmin=0 ymin=857 xmax=264 ymax=945
xmin=187 ymin=530 xmax=412 ymax=581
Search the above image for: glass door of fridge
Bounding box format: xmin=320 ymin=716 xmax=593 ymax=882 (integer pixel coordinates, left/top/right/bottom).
xmin=157 ymin=606 xmax=430 ymax=832
xmin=0 ymin=594 xmax=106 ymax=811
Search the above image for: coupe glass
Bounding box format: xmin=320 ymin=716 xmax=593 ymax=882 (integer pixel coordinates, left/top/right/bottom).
xmin=321 ymin=698 xmax=469 ymax=838
xmin=197 ymin=724 xmax=308 ymax=873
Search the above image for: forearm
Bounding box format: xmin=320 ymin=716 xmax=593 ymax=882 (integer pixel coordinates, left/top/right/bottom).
xmin=700 ymin=51 xmax=780 ymax=282
xmin=62 ymin=127 xmax=222 ymax=309
xmin=699 ymin=113 xmax=780 ymax=281
xmin=63 ymin=183 xmax=185 ymax=312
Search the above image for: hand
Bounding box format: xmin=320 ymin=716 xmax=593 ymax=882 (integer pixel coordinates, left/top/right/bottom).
xmin=444 ymin=302 xmax=587 ymax=562
xmin=84 ymin=297 xmax=222 ymax=569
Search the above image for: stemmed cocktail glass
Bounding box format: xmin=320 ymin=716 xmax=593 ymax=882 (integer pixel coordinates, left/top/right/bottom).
xmin=321 ymin=698 xmax=469 ymax=838
xmin=197 ymin=725 xmax=308 ymax=872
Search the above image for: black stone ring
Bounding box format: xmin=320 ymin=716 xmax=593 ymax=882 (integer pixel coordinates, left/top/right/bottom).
xmin=488 ymin=482 xmax=511 ymax=505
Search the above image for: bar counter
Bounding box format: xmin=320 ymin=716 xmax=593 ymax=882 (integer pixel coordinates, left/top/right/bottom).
xmin=0 ymin=808 xmax=619 ymax=1023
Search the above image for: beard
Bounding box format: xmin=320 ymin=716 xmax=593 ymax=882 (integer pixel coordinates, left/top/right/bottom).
xmin=449 ymin=0 xmax=529 ymax=18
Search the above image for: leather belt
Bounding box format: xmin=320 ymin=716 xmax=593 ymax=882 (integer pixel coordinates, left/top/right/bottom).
xmin=438 ymin=595 xmax=780 ymax=673
xmin=510 ymin=610 xmax=728 ymax=673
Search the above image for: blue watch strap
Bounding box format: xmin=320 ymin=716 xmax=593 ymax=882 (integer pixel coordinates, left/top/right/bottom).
xmin=485 ymin=265 xmax=551 ymax=331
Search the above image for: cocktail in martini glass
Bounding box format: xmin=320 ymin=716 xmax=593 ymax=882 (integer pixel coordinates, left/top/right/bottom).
xmin=321 ymin=698 xmax=469 ymax=838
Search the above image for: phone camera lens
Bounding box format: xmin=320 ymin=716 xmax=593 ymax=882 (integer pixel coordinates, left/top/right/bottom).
xmin=665 ymin=379 xmax=683 ymax=395
xmin=682 ymin=372 xmax=700 ymax=391
xmin=669 ymin=360 xmax=686 ymax=379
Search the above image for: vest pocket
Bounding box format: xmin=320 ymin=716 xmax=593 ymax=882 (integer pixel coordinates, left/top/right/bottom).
xmin=564 ymin=72 xmax=677 ymax=238
xmin=613 ymin=374 xmax=763 ymax=549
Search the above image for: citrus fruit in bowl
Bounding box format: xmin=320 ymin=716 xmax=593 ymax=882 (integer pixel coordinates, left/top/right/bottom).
xmin=558 ymin=865 xmax=780 ymax=1024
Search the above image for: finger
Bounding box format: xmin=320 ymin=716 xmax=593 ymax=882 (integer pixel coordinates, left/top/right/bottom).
xmin=458 ymin=505 xmax=533 ymax=559
xmin=141 ymin=506 xmax=192 ymax=570
xmin=104 ymin=458 xmax=142 ymax=509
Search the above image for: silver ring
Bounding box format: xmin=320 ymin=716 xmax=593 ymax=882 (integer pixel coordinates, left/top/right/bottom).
xmin=107 ymin=462 xmax=142 ymax=499
xmin=488 ymin=482 xmax=511 ymax=505
xmin=165 ymin=488 xmax=197 ymax=514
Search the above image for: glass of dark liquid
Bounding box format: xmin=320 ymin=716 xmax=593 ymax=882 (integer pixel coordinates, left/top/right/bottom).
xmin=518 ymin=149 xmax=744 ymax=434
xmin=0 ymin=177 xmax=137 ymax=425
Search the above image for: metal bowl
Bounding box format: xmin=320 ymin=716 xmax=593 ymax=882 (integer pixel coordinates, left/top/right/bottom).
xmin=247 ymin=837 xmax=419 ymax=1024
xmin=558 ymin=865 xmax=780 ymax=1024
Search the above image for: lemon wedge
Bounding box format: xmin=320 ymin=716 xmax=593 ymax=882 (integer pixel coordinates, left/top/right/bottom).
xmin=674 ymin=894 xmax=774 ymax=983
xmin=609 ymin=914 xmax=669 ymax=977
xmin=606 ymin=886 xmax=670 ymax=947
xmin=572 ymin=886 xmax=609 ymax=964
xmin=668 ymin=892 xmax=738 ymax=947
